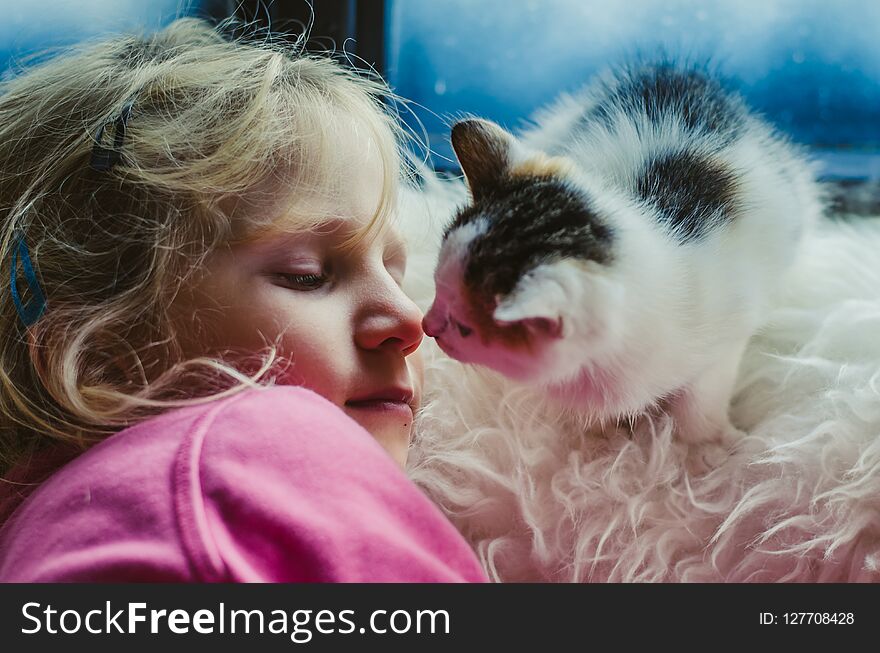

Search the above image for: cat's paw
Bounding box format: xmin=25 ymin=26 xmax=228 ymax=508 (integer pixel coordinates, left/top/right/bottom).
xmin=675 ymin=414 xmax=745 ymax=446
xmin=683 ymin=424 xmax=745 ymax=475
xmin=685 ymin=440 xmax=731 ymax=475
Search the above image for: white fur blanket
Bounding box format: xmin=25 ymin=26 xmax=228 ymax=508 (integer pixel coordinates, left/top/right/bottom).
xmin=400 ymin=176 xmax=880 ymax=582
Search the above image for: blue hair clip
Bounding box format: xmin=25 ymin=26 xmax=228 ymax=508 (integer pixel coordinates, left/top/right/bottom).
xmin=10 ymin=232 xmax=47 ymax=327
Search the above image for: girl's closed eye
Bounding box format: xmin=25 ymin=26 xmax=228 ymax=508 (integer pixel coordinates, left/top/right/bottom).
xmin=272 ymin=261 xmax=331 ymax=291
xmin=278 ymin=272 xmax=328 ymax=290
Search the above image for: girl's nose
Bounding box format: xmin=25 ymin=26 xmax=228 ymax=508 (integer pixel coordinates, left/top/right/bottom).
xmin=356 ymin=288 xmax=424 ymax=355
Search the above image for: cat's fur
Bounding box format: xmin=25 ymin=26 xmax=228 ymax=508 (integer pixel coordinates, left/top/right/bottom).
xmin=423 ymin=61 xmax=824 ymax=448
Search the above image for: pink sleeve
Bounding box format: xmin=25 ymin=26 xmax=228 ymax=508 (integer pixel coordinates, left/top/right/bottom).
xmin=174 ymin=386 xmax=487 ymax=582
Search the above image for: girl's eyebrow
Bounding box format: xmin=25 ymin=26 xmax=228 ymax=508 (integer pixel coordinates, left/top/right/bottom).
xmin=315 ymin=216 xmax=409 ymax=260
xmin=250 ymin=218 xmax=409 ymax=261
xmin=251 ymin=218 xmax=352 ymax=250
xmin=313 ymin=217 xmax=356 ymax=237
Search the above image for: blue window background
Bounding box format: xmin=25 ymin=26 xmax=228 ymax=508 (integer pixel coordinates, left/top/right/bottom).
xmin=386 ymin=0 xmax=880 ymax=179
xmin=0 ymin=0 xmax=189 ymax=67
xmin=2 ymin=1 xmax=878 ymax=181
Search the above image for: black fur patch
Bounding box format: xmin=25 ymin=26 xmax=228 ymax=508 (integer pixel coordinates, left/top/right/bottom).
xmin=636 ymin=150 xmax=739 ymax=241
xmin=588 ymin=63 xmax=746 ymax=140
xmin=446 ymin=175 xmax=615 ymax=300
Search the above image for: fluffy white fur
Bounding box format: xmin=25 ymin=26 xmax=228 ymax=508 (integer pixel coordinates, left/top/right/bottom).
xmin=399 ymin=176 xmax=880 ymax=582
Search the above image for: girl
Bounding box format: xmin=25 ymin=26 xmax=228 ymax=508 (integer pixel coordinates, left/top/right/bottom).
xmin=0 ymin=18 xmax=487 ymax=582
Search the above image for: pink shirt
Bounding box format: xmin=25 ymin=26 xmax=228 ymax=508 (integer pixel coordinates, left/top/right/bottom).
xmin=0 ymin=386 xmax=487 ymax=582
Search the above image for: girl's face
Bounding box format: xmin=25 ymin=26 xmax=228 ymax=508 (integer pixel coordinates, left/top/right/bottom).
xmin=176 ymin=133 xmax=423 ymax=468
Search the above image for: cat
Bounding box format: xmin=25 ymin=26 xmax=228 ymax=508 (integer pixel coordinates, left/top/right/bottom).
xmin=422 ymin=61 xmax=824 ymax=448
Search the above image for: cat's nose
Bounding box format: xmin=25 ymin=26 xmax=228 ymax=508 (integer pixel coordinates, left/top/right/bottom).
xmin=422 ymin=303 xmax=449 ymax=337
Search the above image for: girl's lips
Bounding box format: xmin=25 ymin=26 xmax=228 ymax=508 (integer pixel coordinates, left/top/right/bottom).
xmin=344 ymin=399 xmax=414 ymax=418
xmin=346 ymin=386 xmax=413 ymax=406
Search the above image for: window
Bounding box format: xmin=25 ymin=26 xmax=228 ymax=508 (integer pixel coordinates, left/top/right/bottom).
xmin=384 ymin=0 xmax=880 ymax=179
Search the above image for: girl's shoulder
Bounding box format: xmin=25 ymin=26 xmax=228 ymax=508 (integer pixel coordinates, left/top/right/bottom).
xmin=0 ymin=387 xmax=487 ymax=582
xmin=10 ymin=384 xmax=373 ymax=505
xmin=0 ymin=386 xmax=339 ymax=580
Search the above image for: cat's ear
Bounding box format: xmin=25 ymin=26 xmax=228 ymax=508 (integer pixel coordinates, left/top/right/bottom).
xmin=492 ymin=282 xmax=565 ymax=339
xmin=451 ymin=119 xmax=515 ymax=200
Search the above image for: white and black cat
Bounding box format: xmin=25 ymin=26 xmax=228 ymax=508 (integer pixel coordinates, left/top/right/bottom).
xmin=422 ymin=61 xmax=823 ymax=446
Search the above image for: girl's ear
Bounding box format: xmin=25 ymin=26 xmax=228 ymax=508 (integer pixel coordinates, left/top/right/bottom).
xmin=451 ymin=119 xmax=516 ymax=201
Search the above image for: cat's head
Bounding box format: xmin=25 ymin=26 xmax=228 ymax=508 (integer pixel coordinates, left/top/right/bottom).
xmin=424 ymin=119 xmax=624 ymax=385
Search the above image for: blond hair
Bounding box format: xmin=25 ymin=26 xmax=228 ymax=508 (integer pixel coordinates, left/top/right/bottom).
xmin=0 ymin=18 xmax=405 ymax=475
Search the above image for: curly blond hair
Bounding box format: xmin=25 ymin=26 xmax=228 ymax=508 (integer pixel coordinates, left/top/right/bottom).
xmin=0 ymin=18 xmax=405 ymax=475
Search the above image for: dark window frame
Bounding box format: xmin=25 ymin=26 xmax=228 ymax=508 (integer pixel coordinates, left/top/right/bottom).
xmin=197 ymin=0 xmax=385 ymax=75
